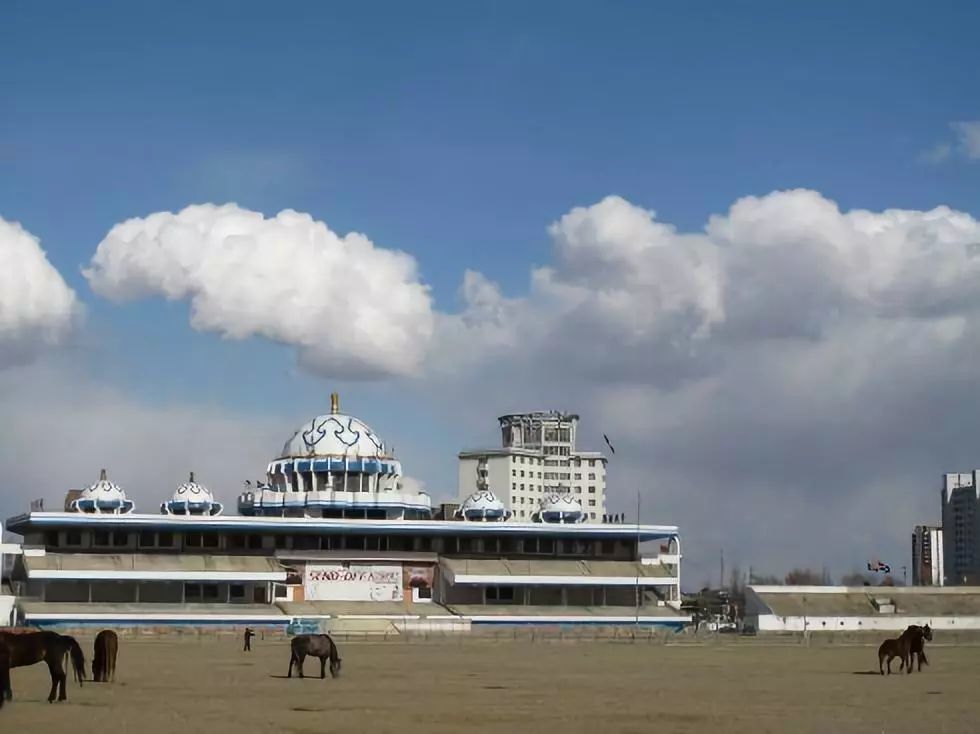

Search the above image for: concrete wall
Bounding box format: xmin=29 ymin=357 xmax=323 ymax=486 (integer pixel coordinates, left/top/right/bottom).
xmin=751 ymin=613 xmax=980 ymax=632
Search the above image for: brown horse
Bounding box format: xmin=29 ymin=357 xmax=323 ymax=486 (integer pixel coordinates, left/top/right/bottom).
xmin=287 ymin=634 xmax=342 ymax=679
xmin=0 ymin=631 xmax=86 ymax=702
xmin=92 ymin=630 xmax=118 ymax=683
xmin=878 ymin=625 xmax=929 ymax=675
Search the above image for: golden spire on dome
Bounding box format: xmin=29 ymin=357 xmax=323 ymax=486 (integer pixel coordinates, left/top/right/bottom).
xmin=330 ymin=392 xmax=340 ymax=414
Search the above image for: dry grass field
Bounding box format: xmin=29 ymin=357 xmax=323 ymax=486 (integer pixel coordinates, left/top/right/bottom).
xmin=3 ymin=635 xmax=980 ymax=733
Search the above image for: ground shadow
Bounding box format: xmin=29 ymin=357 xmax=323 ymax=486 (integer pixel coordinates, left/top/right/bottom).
xmin=851 ymin=671 xmax=882 ymax=676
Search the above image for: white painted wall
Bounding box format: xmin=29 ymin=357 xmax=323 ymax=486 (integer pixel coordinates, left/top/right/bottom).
xmin=0 ymin=596 xmax=14 ymax=626
xmin=751 ymin=614 xmax=980 ymax=632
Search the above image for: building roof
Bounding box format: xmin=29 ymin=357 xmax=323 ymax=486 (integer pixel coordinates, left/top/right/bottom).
xmin=18 ymin=601 xmax=286 ymax=621
xmin=749 ymin=585 xmax=980 ymax=617
xmin=5 ymin=512 xmax=678 ymax=540
xmin=23 ymin=553 xmax=286 ymax=581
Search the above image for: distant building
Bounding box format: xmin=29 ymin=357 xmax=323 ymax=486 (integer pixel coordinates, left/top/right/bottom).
xmin=458 ymin=411 xmax=607 ymax=522
xmin=911 ymin=525 xmax=943 ymax=586
xmin=942 ymin=472 xmax=980 ymax=585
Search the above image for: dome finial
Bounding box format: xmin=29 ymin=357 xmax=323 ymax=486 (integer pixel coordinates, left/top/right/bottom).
xmin=330 ymin=391 xmax=340 ymax=414
xmin=189 ymin=471 xmax=195 ymax=482
xmin=99 ymin=468 xmax=107 ymax=481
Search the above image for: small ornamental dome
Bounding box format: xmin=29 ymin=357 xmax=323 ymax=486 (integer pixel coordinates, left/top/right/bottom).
xmin=455 ymin=490 xmax=511 ymax=522
xmin=279 ymin=393 xmax=391 ymax=460
xmin=534 ymin=491 xmax=585 ymax=524
xmin=69 ymin=469 xmax=135 ymax=514
xmin=161 ymin=472 xmax=223 ymax=516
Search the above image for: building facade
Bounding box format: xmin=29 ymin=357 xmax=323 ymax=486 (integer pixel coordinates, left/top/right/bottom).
xmin=942 ymin=472 xmax=980 ymax=585
xmin=458 ymin=411 xmax=607 ymax=522
xmin=911 ymin=525 xmax=943 ymax=586
xmin=3 ymin=396 xmax=685 ymax=631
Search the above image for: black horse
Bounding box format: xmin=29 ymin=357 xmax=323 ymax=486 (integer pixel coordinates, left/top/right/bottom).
xmin=905 ymin=623 xmax=933 ymax=672
xmin=0 ymin=631 xmax=86 ymax=702
xmin=287 ymin=634 xmax=342 ymax=679
xmin=878 ymin=625 xmax=930 ymax=675
xmin=0 ymin=641 xmax=9 ymax=711
xmin=92 ymin=629 xmax=119 ymax=683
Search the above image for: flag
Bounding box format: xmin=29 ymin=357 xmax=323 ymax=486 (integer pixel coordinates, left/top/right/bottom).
xmin=603 ymin=434 xmax=616 ymax=455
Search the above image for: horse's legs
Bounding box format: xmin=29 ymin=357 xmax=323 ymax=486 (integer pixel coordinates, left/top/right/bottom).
xmin=878 ymin=652 xmax=885 ymax=675
xmin=919 ymin=650 xmax=928 ymax=670
xmin=320 ymin=656 xmax=327 ymax=679
xmin=45 ymin=659 xmax=59 ymax=703
xmin=287 ymin=652 xmax=295 ymax=678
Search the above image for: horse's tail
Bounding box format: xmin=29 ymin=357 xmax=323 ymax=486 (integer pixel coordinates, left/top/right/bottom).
xmin=66 ymin=637 xmax=86 ymax=685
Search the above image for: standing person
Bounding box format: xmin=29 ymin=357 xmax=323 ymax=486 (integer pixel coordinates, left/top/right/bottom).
xmin=243 ymin=627 xmax=255 ymax=652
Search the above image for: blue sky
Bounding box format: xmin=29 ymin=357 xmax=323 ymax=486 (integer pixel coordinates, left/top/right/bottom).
xmin=2 ymin=2 xmax=980 ymax=584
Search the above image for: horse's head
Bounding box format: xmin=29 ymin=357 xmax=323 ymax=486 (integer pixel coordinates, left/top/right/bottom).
xmin=922 ymin=624 xmax=933 ymax=641
xmin=330 ymin=656 xmax=342 ymax=678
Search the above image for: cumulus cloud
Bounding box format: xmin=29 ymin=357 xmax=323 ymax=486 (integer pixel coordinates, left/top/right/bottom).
xmin=84 ymin=204 xmax=434 ymax=378
xmin=417 ymin=189 xmax=980 ymax=583
xmin=0 ymin=217 xmax=80 ymax=367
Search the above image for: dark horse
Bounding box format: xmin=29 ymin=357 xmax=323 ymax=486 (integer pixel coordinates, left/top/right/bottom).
xmin=92 ymin=630 xmax=118 ymax=683
xmin=0 ymin=631 xmax=86 ymax=702
xmin=0 ymin=641 xmax=9 ymax=711
xmin=287 ymin=634 xmax=342 ymax=679
xmin=878 ymin=625 xmax=931 ymax=675
xmin=906 ymin=624 xmax=933 ymax=672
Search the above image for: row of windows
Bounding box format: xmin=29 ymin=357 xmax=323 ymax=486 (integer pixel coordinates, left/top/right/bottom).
xmin=512 ymin=483 xmax=598 ymax=493
xmin=513 ymin=456 xmax=600 ymax=467
xmin=39 ymin=530 xmax=632 ymax=558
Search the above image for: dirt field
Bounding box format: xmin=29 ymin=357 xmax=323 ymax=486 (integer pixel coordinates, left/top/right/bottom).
xmin=3 ymin=635 xmax=979 ymax=733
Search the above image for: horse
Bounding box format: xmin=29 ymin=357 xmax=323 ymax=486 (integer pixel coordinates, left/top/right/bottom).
xmin=905 ymin=624 xmax=933 ymax=672
xmin=287 ymin=634 xmax=342 ymax=679
xmin=0 ymin=631 xmax=86 ymax=702
xmin=877 ymin=625 xmax=928 ymax=675
xmin=92 ymin=630 xmax=118 ymax=683
xmin=0 ymin=641 xmax=9 ymax=710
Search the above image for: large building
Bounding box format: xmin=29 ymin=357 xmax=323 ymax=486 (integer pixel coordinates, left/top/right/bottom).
xmin=2 ymin=395 xmax=687 ymax=631
xmin=941 ymin=472 xmax=980 ymax=585
xmin=458 ymin=411 xmax=607 ymax=522
xmin=912 ymin=525 xmax=944 ymax=586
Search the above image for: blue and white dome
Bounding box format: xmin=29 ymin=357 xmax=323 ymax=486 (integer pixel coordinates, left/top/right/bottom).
xmin=455 ymin=490 xmax=511 ymax=521
xmin=280 ymin=393 xmax=390 ymax=461
xmin=69 ymin=469 xmax=135 ymax=514
xmin=161 ymin=472 xmax=223 ymax=516
xmin=534 ymin=491 xmax=585 ymax=524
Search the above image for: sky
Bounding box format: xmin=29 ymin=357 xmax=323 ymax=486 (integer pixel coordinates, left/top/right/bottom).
xmin=2 ymin=1 xmax=980 ymax=587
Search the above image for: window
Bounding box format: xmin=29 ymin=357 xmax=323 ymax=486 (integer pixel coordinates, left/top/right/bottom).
xmin=589 ymin=473 xmax=596 ymax=480
xmin=574 ymin=488 xmax=581 ymax=494
xmin=93 ymin=531 xmax=111 ymax=547
xmin=228 ymin=534 xmax=247 ymax=549
xmin=113 ymin=532 xmax=129 ymax=547
xmin=588 ymin=499 xmax=596 ymax=506
xmin=274 ymin=584 xmax=288 ymax=599
xmin=185 ymin=583 xmax=202 ymax=601
xmin=158 ymin=532 xmax=174 ymax=548
xmin=185 ymin=533 xmax=202 ymax=548
xmin=574 ymin=473 xmax=582 ymax=480
xmin=520 ymin=483 xmax=525 ymax=490
xmin=589 ymin=459 xmax=596 ymax=467
xmin=139 ymin=531 xmax=156 ymax=548
xmin=590 ymin=512 xmax=596 ymax=519
xmin=44 ymin=531 xmax=59 ymax=547
xmin=66 ymin=531 xmax=82 ymax=547
xmin=230 ymin=584 xmax=246 ymax=600
xmin=512 ymin=469 xmax=516 ymax=476
xmin=588 ymin=486 xmax=596 ymax=493
xmin=248 ymin=535 xmax=263 ymax=550
xmin=486 ymin=586 xmax=515 ymax=604
xmin=520 ymin=470 xmax=525 ymax=477
xmin=520 ymin=457 xmax=525 ymax=464
xmin=512 ymin=482 xmax=516 ymax=490
xmin=202 ymin=585 xmax=220 ymax=601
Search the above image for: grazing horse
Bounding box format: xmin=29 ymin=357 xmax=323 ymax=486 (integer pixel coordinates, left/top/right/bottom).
xmin=878 ymin=625 xmax=928 ymax=675
xmin=92 ymin=630 xmax=119 ymax=683
xmin=0 ymin=631 xmax=86 ymax=702
xmin=287 ymin=634 xmax=342 ymax=679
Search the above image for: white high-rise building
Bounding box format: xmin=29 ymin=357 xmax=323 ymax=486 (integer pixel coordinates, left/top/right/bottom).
xmin=458 ymin=411 xmax=607 ymax=522
xmin=912 ymin=525 xmax=943 ymax=586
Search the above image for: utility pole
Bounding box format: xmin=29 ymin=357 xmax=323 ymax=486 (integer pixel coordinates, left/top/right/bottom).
xmin=634 ymin=488 xmax=641 ymax=631
xmin=720 ymin=548 xmax=725 ymax=590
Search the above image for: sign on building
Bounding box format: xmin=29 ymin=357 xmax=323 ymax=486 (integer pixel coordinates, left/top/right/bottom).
xmin=304 ymin=564 xmax=403 ymax=602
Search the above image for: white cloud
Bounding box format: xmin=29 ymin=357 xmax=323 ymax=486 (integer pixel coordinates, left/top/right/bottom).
xmin=84 ymin=204 xmax=434 ymax=378
xmin=951 ymin=121 xmax=980 ymax=160
xmin=0 ymin=216 xmax=80 ymax=368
